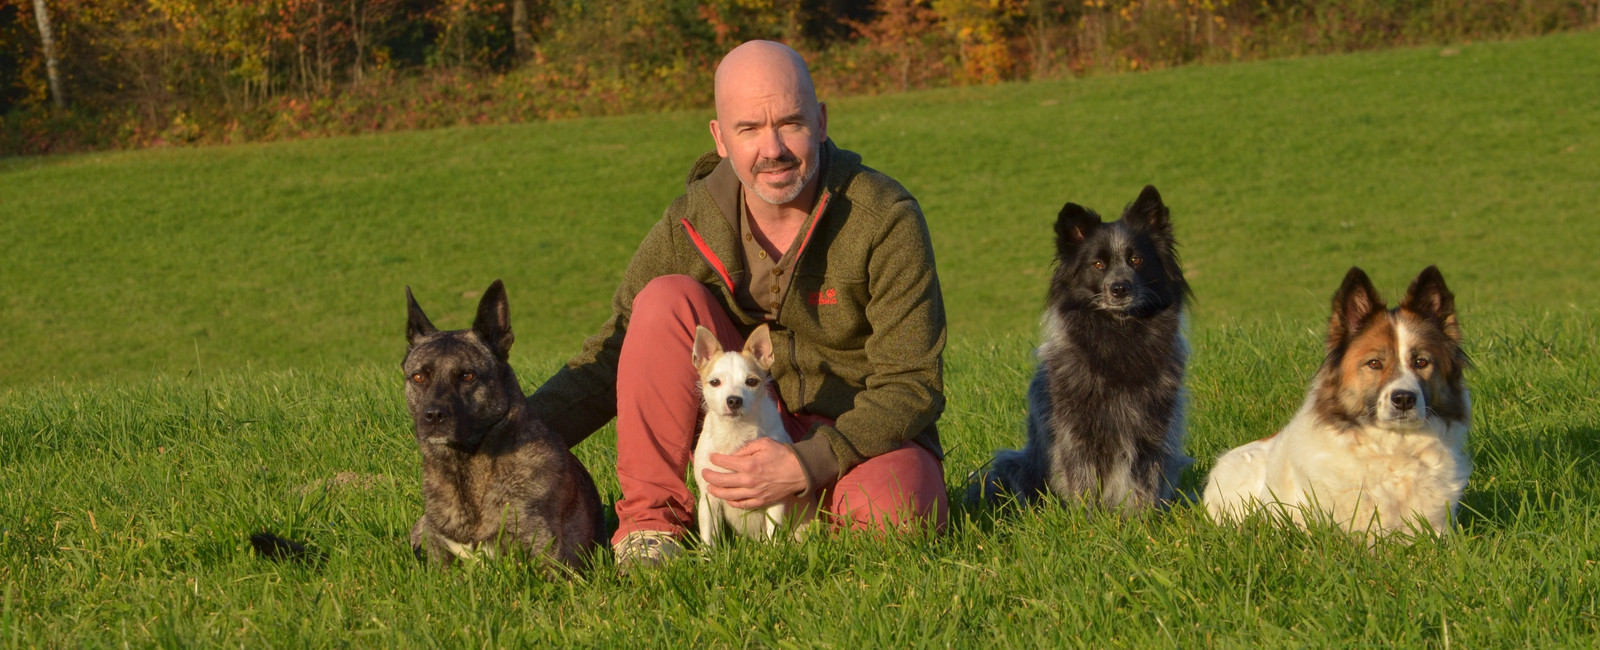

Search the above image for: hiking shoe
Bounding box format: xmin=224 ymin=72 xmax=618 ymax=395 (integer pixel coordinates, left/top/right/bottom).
xmin=614 ymin=530 xmax=684 ymax=573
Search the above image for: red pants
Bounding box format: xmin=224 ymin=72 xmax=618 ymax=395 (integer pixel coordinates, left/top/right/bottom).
xmin=612 ymin=275 xmax=948 ymax=545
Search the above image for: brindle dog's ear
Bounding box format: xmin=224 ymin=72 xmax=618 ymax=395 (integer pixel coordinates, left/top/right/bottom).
xmin=406 ymin=286 xmax=438 ymax=350
xmin=1400 ymin=265 xmax=1460 ymax=342
xmin=472 ymin=279 xmax=514 ymax=360
xmin=1326 ymin=267 xmax=1385 ymax=350
xmin=1055 ymin=203 xmax=1101 ymax=257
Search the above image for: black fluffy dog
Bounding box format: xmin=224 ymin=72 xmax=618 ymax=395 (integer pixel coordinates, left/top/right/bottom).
xmin=968 ymin=185 xmax=1192 ymax=512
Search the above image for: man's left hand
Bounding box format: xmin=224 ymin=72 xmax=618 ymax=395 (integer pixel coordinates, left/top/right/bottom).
xmin=702 ymin=437 xmax=808 ymax=510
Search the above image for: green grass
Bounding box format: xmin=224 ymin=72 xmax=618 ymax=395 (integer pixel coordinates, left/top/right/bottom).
xmin=3 ymin=31 xmax=1600 ymax=645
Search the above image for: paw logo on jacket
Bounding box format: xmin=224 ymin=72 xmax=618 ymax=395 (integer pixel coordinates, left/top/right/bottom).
xmin=809 ymin=288 xmax=838 ymax=306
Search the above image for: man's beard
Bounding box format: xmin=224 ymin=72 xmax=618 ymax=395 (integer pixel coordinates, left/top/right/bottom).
xmin=749 ymin=148 xmax=821 ymax=205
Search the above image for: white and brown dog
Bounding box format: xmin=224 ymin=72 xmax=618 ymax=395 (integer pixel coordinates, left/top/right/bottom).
xmin=691 ymin=324 xmax=815 ymax=548
xmin=1203 ymin=266 xmax=1472 ymax=538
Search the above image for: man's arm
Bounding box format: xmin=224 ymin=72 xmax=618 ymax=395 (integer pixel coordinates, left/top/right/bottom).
xmin=527 ymin=213 xmax=684 ymax=448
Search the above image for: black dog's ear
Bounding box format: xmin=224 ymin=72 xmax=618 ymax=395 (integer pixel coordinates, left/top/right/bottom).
xmin=472 ymin=279 xmax=515 ymax=360
xmin=1401 ymin=265 xmax=1460 ymax=343
xmin=1327 ymin=267 xmax=1385 ymax=350
xmin=1055 ymin=203 xmax=1101 ymax=256
xmin=406 ymin=287 xmax=438 ymax=349
xmin=1123 ymin=185 xmax=1171 ymax=236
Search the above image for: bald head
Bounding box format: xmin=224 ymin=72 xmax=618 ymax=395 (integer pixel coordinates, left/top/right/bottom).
xmin=713 ymin=40 xmax=819 ymax=123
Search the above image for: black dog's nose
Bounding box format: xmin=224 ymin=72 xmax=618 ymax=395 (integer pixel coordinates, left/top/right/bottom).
xmin=1110 ymin=282 xmax=1131 ymax=299
xmin=726 ymin=395 xmax=743 ymax=410
xmin=1391 ymin=390 xmax=1417 ymax=411
xmin=423 ymin=406 xmax=447 ymax=424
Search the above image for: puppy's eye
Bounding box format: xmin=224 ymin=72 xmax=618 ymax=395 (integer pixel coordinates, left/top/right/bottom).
xmin=1092 ymin=260 xmax=1106 ymax=270
xmin=1413 ymin=357 xmax=1431 ymax=370
xmin=745 ymin=377 xmax=760 ymax=387
xmin=1129 ymin=254 xmax=1143 ymax=268
xmin=410 ymin=373 xmax=426 ymax=384
xmin=461 ymin=371 xmax=475 ymax=382
xmin=1366 ymin=359 xmax=1383 ymax=370
xmin=708 ymin=378 xmax=721 ymax=387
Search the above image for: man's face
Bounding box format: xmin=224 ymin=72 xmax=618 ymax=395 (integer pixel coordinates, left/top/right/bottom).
xmin=710 ymin=81 xmax=828 ymax=207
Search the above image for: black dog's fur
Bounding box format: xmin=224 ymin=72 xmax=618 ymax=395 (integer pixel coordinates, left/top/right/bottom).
xmin=404 ymin=280 xmax=604 ymax=571
xmin=968 ymin=185 xmax=1192 ymax=512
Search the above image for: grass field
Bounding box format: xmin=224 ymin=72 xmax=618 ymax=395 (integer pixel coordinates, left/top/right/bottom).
xmin=3 ymin=31 xmax=1600 ymax=646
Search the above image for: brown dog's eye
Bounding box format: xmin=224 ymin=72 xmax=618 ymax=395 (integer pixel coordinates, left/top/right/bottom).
xmin=1092 ymin=260 xmax=1106 ymax=270
xmin=745 ymin=377 xmax=760 ymax=387
xmin=410 ymin=373 xmax=426 ymax=384
xmin=1366 ymin=359 xmax=1383 ymax=370
xmin=708 ymin=378 xmax=721 ymax=387
xmin=1413 ymin=358 xmax=1430 ymax=370
xmin=1129 ymin=254 xmax=1143 ymax=268
xmin=461 ymin=371 xmax=475 ymax=382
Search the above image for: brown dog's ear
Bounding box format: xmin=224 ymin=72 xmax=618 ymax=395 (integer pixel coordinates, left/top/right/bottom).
xmin=471 ymin=279 xmax=514 ymax=360
xmin=743 ymin=324 xmax=775 ymax=370
xmin=1400 ymin=265 xmax=1460 ymax=342
xmin=1327 ymin=267 xmax=1385 ymax=350
xmin=691 ymin=326 xmax=723 ymax=370
xmin=406 ymin=286 xmax=438 ymax=350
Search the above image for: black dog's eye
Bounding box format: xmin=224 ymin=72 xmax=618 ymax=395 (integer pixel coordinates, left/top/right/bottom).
xmin=1413 ymin=357 xmax=1431 ymax=370
xmin=745 ymin=377 xmax=760 ymax=387
xmin=1092 ymin=260 xmax=1106 ymax=270
xmin=461 ymin=371 xmax=476 ymax=382
xmin=410 ymin=372 xmax=426 ymax=384
xmin=1129 ymin=254 xmax=1143 ymax=268
xmin=708 ymin=378 xmax=721 ymax=387
xmin=1366 ymin=359 xmax=1383 ymax=370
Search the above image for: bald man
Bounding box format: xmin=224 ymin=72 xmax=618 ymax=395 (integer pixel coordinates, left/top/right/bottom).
xmin=527 ymin=40 xmax=948 ymax=569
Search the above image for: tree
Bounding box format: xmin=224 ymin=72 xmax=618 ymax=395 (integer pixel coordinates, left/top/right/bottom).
xmin=30 ymin=0 xmax=64 ymax=108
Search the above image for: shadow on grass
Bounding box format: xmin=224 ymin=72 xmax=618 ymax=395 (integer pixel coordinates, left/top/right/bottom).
xmin=1457 ymin=424 xmax=1600 ymax=533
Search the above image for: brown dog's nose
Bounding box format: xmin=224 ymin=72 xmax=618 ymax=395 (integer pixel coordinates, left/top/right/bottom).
xmin=1390 ymin=390 xmax=1417 ymax=411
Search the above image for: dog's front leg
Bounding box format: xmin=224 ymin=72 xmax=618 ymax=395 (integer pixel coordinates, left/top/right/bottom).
xmin=409 ymin=516 xmax=454 ymax=567
xmin=697 ymin=491 xmax=723 ymax=549
xmin=762 ymin=502 xmax=787 ymax=542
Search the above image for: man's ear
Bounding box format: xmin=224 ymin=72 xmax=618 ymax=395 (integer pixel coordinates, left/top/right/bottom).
xmin=709 ymin=120 xmax=729 ymax=158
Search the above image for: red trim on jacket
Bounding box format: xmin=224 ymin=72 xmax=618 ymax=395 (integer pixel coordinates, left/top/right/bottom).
xmin=791 ymin=191 xmax=831 ymax=262
xmin=680 ymin=218 xmax=735 ymax=291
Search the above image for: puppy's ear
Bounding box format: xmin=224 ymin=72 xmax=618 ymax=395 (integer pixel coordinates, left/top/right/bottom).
xmin=692 ymin=326 xmax=723 ymax=370
xmin=1401 ymin=265 xmax=1460 ymax=343
xmin=471 ymin=279 xmax=514 ymax=360
xmin=1123 ymin=185 xmax=1171 ymax=237
xmin=1055 ymin=203 xmax=1101 ymax=257
xmin=1327 ymin=267 xmax=1385 ymax=350
xmin=406 ymin=287 xmax=438 ymax=350
xmin=743 ymin=324 xmax=775 ymax=370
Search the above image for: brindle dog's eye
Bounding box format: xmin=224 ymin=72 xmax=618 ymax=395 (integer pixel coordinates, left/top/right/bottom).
xmin=1366 ymin=359 xmax=1383 ymax=370
xmin=1130 ymin=254 xmax=1143 ymax=267
xmin=410 ymin=373 xmax=426 ymax=384
xmin=1413 ymin=358 xmax=1430 ymax=370
xmin=1092 ymin=260 xmax=1106 ymax=270
xmin=461 ymin=371 xmax=475 ymax=382
xmin=745 ymin=377 xmax=760 ymax=387
xmin=708 ymin=378 xmax=721 ymax=387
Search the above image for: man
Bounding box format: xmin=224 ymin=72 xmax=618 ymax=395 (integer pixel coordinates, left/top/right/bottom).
xmin=527 ymin=40 xmax=947 ymax=569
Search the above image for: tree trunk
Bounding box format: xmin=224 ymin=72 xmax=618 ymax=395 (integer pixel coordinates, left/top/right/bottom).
xmin=31 ymin=0 xmax=66 ymax=109
xmin=511 ymin=0 xmax=532 ymax=63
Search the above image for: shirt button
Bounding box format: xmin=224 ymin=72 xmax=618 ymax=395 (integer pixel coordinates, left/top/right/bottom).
xmin=758 ymin=251 xmax=767 ymax=259
xmin=769 ymin=301 xmax=780 ymax=310
xmin=770 ymin=285 xmax=780 ymax=294
xmin=772 ymin=268 xmax=782 ymax=276
xmin=745 ymin=233 xmax=753 ymax=241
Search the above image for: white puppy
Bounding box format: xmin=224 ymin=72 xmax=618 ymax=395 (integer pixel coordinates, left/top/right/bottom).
xmin=691 ymin=324 xmax=815 ymax=547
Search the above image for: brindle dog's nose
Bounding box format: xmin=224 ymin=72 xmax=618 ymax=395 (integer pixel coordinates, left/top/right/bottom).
xmin=423 ymin=406 xmax=447 ymax=424
xmin=726 ymin=396 xmax=743 ymax=410
xmin=1391 ymin=390 xmax=1417 ymax=411
xmin=1110 ymin=282 xmax=1131 ymax=299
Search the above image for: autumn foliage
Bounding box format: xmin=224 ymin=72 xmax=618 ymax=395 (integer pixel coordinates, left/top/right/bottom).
xmin=2 ymin=0 xmax=1596 ymax=155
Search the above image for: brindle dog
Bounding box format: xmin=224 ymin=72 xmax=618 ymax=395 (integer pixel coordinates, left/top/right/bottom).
xmin=404 ymin=280 xmax=604 ymax=571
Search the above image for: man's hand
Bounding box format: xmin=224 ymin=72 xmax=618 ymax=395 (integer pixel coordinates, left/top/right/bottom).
xmin=702 ymin=437 xmax=808 ymax=510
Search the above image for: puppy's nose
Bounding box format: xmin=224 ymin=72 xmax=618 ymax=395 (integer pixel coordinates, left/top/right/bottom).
xmin=726 ymin=395 xmax=743 ymax=411
xmin=1110 ymin=282 xmax=1131 ymax=299
xmin=423 ymin=406 xmax=447 ymax=424
xmin=1390 ymin=390 xmax=1417 ymax=411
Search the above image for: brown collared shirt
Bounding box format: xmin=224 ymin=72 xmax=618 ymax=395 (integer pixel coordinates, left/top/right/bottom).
xmin=733 ymin=191 xmax=805 ymax=321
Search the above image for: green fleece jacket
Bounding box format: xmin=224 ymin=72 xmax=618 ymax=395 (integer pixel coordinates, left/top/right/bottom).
xmin=527 ymin=140 xmax=946 ymax=492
